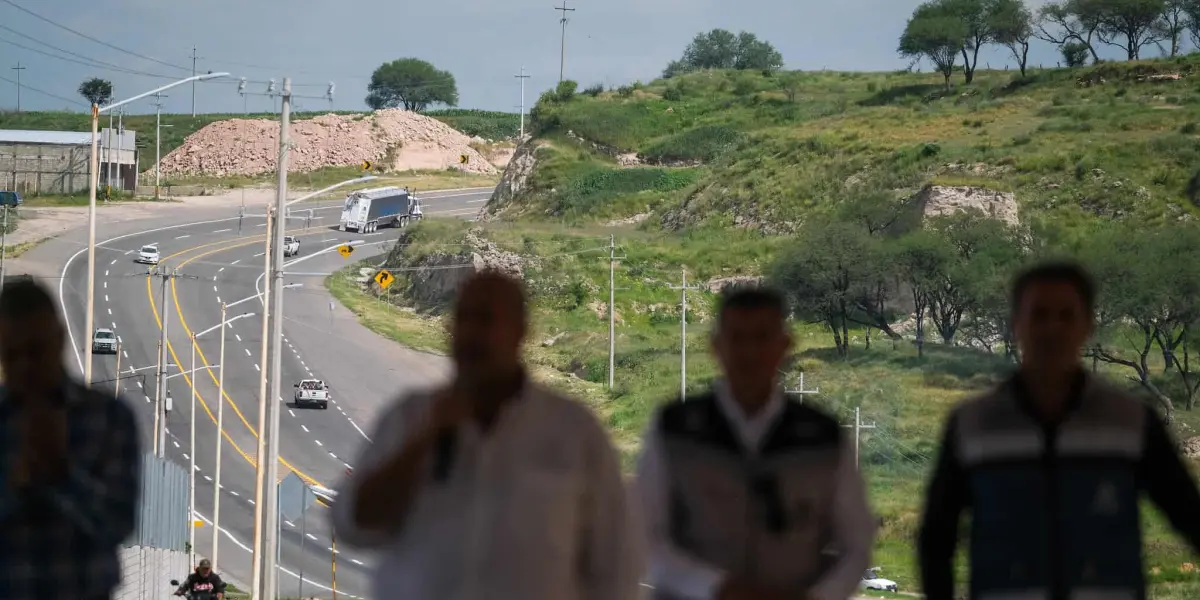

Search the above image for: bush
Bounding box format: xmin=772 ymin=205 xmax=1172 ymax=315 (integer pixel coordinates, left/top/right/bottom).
xmin=556 ymin=80 xmax=579 ymax=102
xmin=640 ymin=125 xmax=744 ymax=163
xmin=583 ymin=83 xmax=604 ymax=97
xmin=551 ymin=167 xmax=699 ymax=217
xmin=662 ymin=86 xmax=683 ymax=102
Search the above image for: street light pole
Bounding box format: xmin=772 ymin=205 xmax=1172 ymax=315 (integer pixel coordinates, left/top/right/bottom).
xmin=212 ymin=303 xmax=228 ymax=571
xmin=189 ymin=332 xmax=197 ymax=567
xmin=83 ymin=72 xmax=229 ymax=388
xmin=180 ymin=310 xmax=253 ymax=571
xmin=254 ymin=78 xmax=291 ymax=600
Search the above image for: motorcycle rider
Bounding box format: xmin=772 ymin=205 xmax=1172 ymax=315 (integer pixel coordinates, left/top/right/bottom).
xmin=174 ymin=559 xmax=226 ymax=599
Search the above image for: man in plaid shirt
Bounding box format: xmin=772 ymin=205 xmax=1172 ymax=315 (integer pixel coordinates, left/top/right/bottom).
xmin=0 ymin=277 xmax=142 ymax=600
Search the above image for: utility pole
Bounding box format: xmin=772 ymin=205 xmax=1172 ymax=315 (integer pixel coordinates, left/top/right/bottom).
xmin=10 ymin=62 xmax=25 ymax=113
xmin=190 ymin=46 xmax=203 ymax=117
xmin=784 ymin=372 xmax=821 ymax=400
xmin=666 ymin=266 xmax=701 ymax=400
xmin=149 ymin=266 xmax=198 ymax=457
xmin=555 ymin=0 xmax=575 ymax=83
xmin=515 ymin=66 xmax=530 ymax=140
xmin=842 ymin=406 xmax=876 ymax=469
xmin=252 ymin=76 xmax=291 ymax=600
xmin=607 ymin=234 xmax=625 ymax=390
xmin=106 ymin=110 xmax=115 ymax=192
xmin=152 ymin=93 xmax=167 ymax=199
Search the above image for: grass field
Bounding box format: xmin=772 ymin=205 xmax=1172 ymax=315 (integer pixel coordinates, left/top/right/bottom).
xmin=323 ymin=217 xmax=1200 ymax=595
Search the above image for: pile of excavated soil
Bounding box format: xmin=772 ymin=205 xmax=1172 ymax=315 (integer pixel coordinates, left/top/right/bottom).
xmin=155 ymin=109 xmax=498 ymax=177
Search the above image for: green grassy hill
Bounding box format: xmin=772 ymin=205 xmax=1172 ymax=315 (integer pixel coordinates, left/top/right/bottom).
xmin=0 ymin=108 xmax=520 ymax=175
xmin=504 ymin=56 xmax=1200 ymax=230
xmin=325 ymin=56 xmax=1200 ymax=598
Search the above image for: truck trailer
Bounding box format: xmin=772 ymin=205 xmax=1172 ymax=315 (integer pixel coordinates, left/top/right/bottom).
xmin=338 ymin=186 xmax=424 ymax=233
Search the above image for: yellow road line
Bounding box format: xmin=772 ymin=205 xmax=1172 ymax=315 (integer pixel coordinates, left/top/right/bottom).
xmin=144 ymin=228 xmax=327 ymax=486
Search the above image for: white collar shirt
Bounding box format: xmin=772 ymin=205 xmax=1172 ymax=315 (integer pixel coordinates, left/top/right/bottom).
xmin=332 ymin=382 xmax=645 ymax=600
xmin=712 ymin=378 xmax=786 ymax=454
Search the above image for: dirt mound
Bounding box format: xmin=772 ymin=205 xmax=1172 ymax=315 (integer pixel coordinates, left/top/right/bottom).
xmin=155 ymin=109 xmax=498 ymax=178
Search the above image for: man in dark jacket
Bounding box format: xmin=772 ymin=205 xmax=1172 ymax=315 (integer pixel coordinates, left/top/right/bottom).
xmin=918 ymin=262 xmax=1200 ymax=600
xmin=636 ymin=287 xmax=875 ymax=600
xmin=175 ymin=559 xmax=226 ymax=599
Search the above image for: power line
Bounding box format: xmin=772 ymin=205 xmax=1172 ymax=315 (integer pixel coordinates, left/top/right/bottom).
xmin=0 ymin=73 xmax=85 ymax=107
xmin=0 ymin=28 xmax=176 ymax=80
xmin=0 ymin=0 xmax=191 ymax=73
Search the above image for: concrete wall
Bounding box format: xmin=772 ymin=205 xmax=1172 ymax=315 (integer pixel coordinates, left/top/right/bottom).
xmin=0 ymin=140 xmax=139 ymax=194
xmin=0 ymin=143 xmax=92 ymax=194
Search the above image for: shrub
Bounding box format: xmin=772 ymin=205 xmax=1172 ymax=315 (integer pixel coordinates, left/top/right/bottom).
xmin=640 ymin=125 xmax=744 ymax=163
xmin=556 ymin=80 xmax=579 ymax=102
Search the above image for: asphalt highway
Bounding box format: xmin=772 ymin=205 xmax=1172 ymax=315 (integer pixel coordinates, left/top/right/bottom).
xmin=57 ymin=186 xmax=489 ymax=599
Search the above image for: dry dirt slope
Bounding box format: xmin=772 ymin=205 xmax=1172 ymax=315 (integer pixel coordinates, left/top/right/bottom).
xmin=156 ymin=109 xmax=499 ymax=178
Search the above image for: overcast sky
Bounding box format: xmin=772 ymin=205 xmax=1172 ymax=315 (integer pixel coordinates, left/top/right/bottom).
xmin=0 ymin=0 xmax=1162 ymax=117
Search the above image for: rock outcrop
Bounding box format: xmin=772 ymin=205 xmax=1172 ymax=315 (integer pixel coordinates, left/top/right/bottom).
xmin=382 ymin=228 xmax=525 ymax=310
xmin=917 ymin=184 xmax=1020 ymax=226
xmin=483 ymin=141 xmax=541 ymax=216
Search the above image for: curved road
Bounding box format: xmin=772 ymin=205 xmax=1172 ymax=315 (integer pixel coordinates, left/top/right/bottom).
xmin=56 ymin=187 xmax=488 ymax=598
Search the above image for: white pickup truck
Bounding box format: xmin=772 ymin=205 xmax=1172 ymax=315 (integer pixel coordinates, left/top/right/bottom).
xmin=284 ymin=236 xmax=300 ymax=257
xmin=293 ymin=379 xmax=329 ymax=409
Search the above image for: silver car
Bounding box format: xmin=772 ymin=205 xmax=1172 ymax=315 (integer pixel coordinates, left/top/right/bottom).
xmin=92 ymin=328 xmax=118 ymax=354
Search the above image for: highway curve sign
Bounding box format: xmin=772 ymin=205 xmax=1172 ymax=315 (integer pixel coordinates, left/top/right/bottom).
xmin=460 ymin=154 xmax=469 ymax=165
xmin=337 ymin=244 xmax=354 ymax=258
xmin=374 ymin=269 xmax=395 ymax=289
xmin=361 ymin=160 xmax=373 ymax=171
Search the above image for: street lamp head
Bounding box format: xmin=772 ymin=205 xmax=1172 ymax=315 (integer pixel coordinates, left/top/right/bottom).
xmin=196 ymin=72 xmax=230 ymax=82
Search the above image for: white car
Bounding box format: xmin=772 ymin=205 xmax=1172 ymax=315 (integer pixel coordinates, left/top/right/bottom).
xmin=293 ymin=379 xmax=329 ymax=409
xmin=136 ymin=245 xmax=160 ymax=265
xmin=284 ymin=235 xmax=300 ymax=257
xmin=861 ymin=567 xmax=898 ymax=593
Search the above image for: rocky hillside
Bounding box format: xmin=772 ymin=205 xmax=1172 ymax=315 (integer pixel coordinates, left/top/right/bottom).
xmin=488 ymin=55 xmax=1200 ymax=232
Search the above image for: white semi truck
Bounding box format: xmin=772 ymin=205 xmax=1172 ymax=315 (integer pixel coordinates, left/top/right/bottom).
xmin=338 ymin=186 xmax=424 ymax=233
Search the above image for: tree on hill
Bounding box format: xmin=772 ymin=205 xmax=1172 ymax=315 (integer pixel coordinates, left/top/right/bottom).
xmin=938 ymin=0 xmax=992 ymax=84
xmin=365 ymin=58 xmax=458 ymax=112
xmin=989 ymin=0 xmax=1035 ymax=77
xmin=1157 ymin=0 xmax=1190 ymax=56
xmin=1094 ymin=0 xmax=1167 ymax=60
xmin=1036 ymin=0 xmax=1166 ymax=62
xmin=662 ymin=29 xmax=783 ymax=78
xmin=899 ymin=2 xmax=967 ymax=91
xmin=1034 ymin=0 xmax=1103 ymax=65
xmin=78 ymin=77 xmax=113 ymax=107
xmin=1187 ymin=0 xmax=1200 ymax=49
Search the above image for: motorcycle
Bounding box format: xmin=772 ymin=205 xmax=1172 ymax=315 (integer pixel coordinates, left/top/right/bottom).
xmin=169 ymin=579 xmax=218 ymax=600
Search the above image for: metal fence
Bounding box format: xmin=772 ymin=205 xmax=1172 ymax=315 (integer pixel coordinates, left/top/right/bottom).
xmin=128 ymin=452 xmax=189 ymax=551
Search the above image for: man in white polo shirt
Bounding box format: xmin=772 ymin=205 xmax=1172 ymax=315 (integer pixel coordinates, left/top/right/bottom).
xmin=332 ymin=271 xmax=643 ymax=600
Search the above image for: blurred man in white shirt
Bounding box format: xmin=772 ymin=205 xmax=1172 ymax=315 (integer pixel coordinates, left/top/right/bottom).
xmin=331 ymin=271 xmax=643 ymax=600
xmin=636 ymin=287 xmax=875 ymax=600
